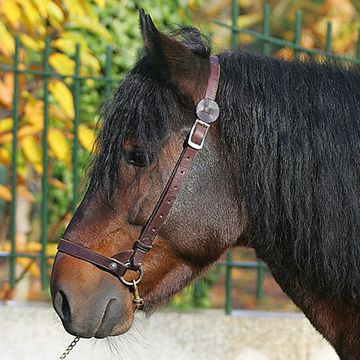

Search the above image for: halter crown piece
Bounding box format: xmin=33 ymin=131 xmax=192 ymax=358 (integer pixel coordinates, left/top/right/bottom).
xmin=57 ymin=55 xmax=221 ymax=308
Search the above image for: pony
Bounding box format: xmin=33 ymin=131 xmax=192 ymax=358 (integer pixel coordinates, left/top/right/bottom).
xmin=51 ymin=11 xmax=360 ymax=359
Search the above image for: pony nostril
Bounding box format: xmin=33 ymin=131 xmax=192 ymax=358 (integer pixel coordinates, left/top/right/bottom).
xmin=54 ymin=290 xmax=71 ymax=323
xmin=60 ymin=291 xmax=71 ymax=322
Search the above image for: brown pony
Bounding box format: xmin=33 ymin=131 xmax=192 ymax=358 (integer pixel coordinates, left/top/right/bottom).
xmin=51 ymin=11 xmax=360 ymax=359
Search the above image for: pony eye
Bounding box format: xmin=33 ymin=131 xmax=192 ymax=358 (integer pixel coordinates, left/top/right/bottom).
xmin=126 ymin=148 xmax=152 ymax=167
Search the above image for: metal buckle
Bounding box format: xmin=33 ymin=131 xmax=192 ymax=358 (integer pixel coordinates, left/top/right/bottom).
xmin=119 ymin=266 xmax=144 ymax=287
xmin=188 ymin=119 xmax=210 ymax=150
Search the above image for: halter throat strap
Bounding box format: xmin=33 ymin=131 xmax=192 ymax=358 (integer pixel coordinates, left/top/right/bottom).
xmin=57 ymin=55 xmax=221 ymax=283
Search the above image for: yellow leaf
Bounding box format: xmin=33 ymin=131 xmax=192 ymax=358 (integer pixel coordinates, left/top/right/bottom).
xmin=0 ymin=125 xmax=41 ymax=144
xmin=30 ymin=0 xmax=49 ymax=18
xmin=81 ymin=51 xmax=101 ymax=74
xmin=0 ymin=184 xmax=12 ymax=202
xmin=0 ymin=147 xmax=11 ymax=165
xmin=22 ymin=136 xmax=42 ymax=165
xmin=19 ymin=0 xmax=41 ymax=25
xmin=52 ymin=38 xmax=77 ymax=54
xmin=78 ymin=0 xmax=97 ymax=21
xmin=49 ymin=53 xmax=75 ymax=76
xmin=24 ymin=98 xmax=43 ymax=130
xmin=0 ymin=133 xmax=12 ymax=143
xmin=0 ymin=22 xmax=14 ymax=55
xmin=62 ymin=0 xmax=85 ymax=17
xmin=17 ymin=164 xmax=29 ymax=178
xmin=49 ymin=128 xmax=71 ymax=163
xmin=0 ymin=118 xmax=13 ymax=133
xmin=33 ymin=163 xmax=43 ymax=174
xmin=20 ymin=34 xmax=44 ymax=51
xmin=49 ymin=80 xmax=74 ymax=118
xmin=52 ymin=39 xmax=100 ymax=73
xmin=79 ymin=124 xmax=96 ymax=151
xmin=0 ymin=73 xmax=14 ymax=108
xmin=46 ymin=2 xmax=64 ymax=30
xmin=18 ymin=125 xmax=40 ymax=139
xmin=1 ymin=1 xmax=21 ymax=28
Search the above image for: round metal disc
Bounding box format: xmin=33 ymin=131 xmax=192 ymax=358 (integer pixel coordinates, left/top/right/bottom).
xmin=196 ymin=98 xmax=220 ymax=123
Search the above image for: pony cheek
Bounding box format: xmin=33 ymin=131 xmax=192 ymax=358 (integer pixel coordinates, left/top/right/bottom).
xmin=128 ymin=236 xmax=188 ymax=303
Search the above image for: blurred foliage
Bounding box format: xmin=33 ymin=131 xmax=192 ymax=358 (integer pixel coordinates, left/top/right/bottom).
xmin=204 ymin=0 xmax=360 ymax=58
xmin=169 ymin=268 xmax=220 ymax=310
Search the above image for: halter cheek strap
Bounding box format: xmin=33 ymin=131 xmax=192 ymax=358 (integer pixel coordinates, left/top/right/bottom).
xmin=57 ymin=55 xmax=221 ymax=291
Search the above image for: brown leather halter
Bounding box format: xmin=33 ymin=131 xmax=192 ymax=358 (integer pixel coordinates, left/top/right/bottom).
xmin=57 ymin=55 xmax=221 ymax=308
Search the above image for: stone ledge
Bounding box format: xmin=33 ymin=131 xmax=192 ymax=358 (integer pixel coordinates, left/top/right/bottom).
xmin=0 ymin=303 xmax=339 ymax=360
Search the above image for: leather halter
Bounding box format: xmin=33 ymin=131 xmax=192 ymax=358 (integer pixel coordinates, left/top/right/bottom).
xmin=57 ymin=55 xmax=221 ymax=294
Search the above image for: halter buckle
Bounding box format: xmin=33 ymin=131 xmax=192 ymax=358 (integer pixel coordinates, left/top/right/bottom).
xmin=119 ymin=266 xmax=144 ymax=287
xmin=188 ymin=119 xmax=210 ymax=150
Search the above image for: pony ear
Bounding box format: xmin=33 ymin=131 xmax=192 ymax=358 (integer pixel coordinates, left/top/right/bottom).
xmin=139 ymin=9 xmax=208 ymax=102
xmin=139 ymin=9 xmax=162 ymax=53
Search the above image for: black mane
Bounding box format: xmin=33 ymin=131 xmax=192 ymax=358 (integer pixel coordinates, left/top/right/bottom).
xmin=218 ymin=50 xmax=360 ymax=301
xmin=91 ymin=26 xmax=360 ymax=301
xmin=89 ymin=27 xmax=211 ymax=200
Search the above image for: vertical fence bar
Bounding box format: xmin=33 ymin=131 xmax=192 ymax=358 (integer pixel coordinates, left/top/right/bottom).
xmin=294 ymin=11 xmax=302 ymax=60
xmin=326 ymin=21 xmax=333 ymax=58
xmin=40 ymin=37 xmax=51 ymax=289
xmin=72 ymin=44 xmax=81 ymax=212
xmin=105 ymin=46 xmax=113 ymax=100
xmin=256 ymin=260 xmax=265 ymax=300
xmin=225 ymin=0 xmax=239 ymax=316
xmin=193 ymin=281 xmax=202 ymax=307
xmin=9 ymin=37 xmax=20 ymax=288
xmin=225 ymin=252 xmax=233 ymax=315
xmin=262 ymin=3 xmax=271 ymax=56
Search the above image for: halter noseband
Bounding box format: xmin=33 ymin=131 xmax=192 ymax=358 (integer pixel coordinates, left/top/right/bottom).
xmin=57 ymin=55 xmax=221 ymax=308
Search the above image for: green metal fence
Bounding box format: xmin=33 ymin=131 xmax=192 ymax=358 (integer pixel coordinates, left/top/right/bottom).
xmin=1 ymin=1 xmax=359 ymax=313
xmin=0 ymin=39 xmax=116 ymax=292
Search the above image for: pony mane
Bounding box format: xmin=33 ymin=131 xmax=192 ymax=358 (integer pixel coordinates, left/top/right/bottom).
xmin=89 ymin=27 xmax=211 ymax=201
xmin=218 ymin=50 xmax=360 ymax=301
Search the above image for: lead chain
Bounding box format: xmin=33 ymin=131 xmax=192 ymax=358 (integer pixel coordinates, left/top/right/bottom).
xmin=59 ymin=336 xmax=80 ymax=359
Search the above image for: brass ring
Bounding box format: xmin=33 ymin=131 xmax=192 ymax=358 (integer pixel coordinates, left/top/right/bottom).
xmin=119 ymin=267 xmax=144 ymax=287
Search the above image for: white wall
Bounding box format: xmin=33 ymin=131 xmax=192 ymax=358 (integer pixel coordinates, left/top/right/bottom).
xmin=0 ymin=303 xmax=338 ymax=360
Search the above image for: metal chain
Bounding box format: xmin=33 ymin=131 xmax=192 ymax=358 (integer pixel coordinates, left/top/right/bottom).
xmin=59 ymin=337 xmax=80 ymax=360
